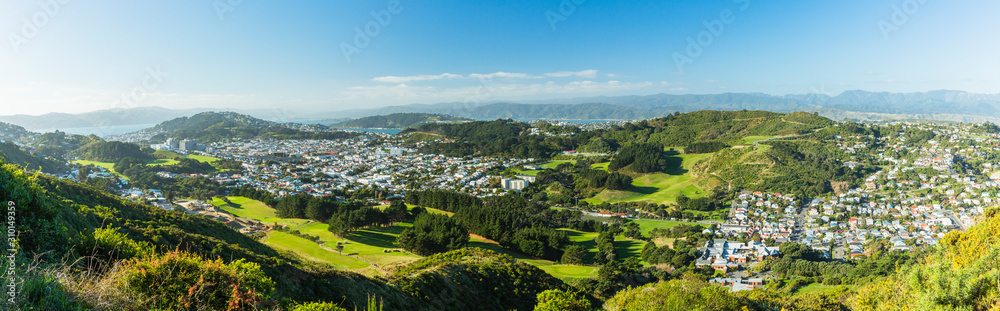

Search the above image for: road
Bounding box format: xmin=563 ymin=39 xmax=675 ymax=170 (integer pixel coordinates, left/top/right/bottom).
xmin=790 ymin=198 xmax=809 ymax=242
xmin=945 ymin=210 xmax=967 ymax=231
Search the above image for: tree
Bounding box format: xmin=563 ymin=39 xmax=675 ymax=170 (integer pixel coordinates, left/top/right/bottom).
xmin=305 ymin=196 xmax=337 ymax=222
xmin=335 ymin=244 xmax=344 ymax=255
xmin=396 ymin=213 xmax=469 ymax=256
xmin=561 ymin=245 xmax=588 ymax=265
xmin=327 ymin=216 xmax=350 ymax=237
xmin=384 ymin=199 xmax=409 ymax=223
xmin=534 ymin=290 xmax=590 ymax=311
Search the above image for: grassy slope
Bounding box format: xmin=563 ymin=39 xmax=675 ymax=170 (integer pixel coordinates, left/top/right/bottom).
xmin=586 ymin=153 xmax=713 ymax=205
xmin=73 ymin=153 xmax=219 ymax=172
xmin=794 ymin=283 xmax=854 ymax=296
xmin=630 ymin=218 xmax=686 ymax=235
xmin=212 ymin=197 xmax=420 ymax=270
xmin=216 ymin=197 xmax=612 ymax=280
xmin=515 ymin=160 xmax=578 ymax=176
xmin=72 ymin=160 xmax=118 ymax=173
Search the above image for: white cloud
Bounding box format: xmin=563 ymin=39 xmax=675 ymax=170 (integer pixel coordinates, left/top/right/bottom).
xmin=343 ymin=80 xmax=663 ymax=104
xmin=467 ymin=71 xmax=541 ymax=80
xmin=373 ymin=71 xmax=542 ymax=83
xmin=545 ymin=69 xmax=599 ymax=78
xmin=372 ymin=73 xmax=462 ymax=83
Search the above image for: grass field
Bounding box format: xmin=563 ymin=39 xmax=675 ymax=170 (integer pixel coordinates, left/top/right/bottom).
xmin=793 ymin=283 xmax=853 ymax=296
xmin=72 ymin=160 xmax=118 ymax=173
xmin=468 ymin=235 xmax=600 ymax=280
xmin=186 ymin=154 xmax=219 ymax=163
xmin=211 ymin=196 xmax=278 ymax=220
xmin=74 ymin=153 xmax=219 ymax=172
xmin=585 ymin=153 xmax=713 ymax=205
xmin=630 ymin=219 xmax=687 ymax=235
xmin=215 ymin=197 xmax=420 ymax=269
xmin=590 ymin=162 xmax=610 ymax=171
xmin=264 ymin=231 xmax=370 ymax=269
xmin=146 ymin=159 xmax=180 ymax=166
xmin=515 ymin=160 xmax=578 ymax=176
xmin=540 ymin=160 xmax=576 ymax=169
xmin=741 ymin=135 xmax=776 ymax=145
xmin=216 ymin=196 xmax=613 ymax=279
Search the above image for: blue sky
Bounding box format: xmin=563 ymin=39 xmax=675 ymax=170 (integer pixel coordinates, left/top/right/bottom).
xmin=1 ymin=0 xmax=998 ymax=116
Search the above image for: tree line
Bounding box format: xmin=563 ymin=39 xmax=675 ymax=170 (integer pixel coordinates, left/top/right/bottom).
xmin=406 ymin=190 xmax=571 ymax=261
xmin=609 ymin=143 xmax=665 ymax=173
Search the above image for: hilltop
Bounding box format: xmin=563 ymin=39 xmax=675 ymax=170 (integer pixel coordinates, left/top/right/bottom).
xmin=146 ymin=111 xmax=359 ymax=143
xmin=334 ymin=113 xmax=472 ymax=129
xmin=0 ymin=141 xmax=67 ymax=173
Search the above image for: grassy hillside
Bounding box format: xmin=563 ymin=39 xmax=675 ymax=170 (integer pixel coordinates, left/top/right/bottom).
xmin=587 ymin=153 xmax=713 ymax=205
xmin=389 ymin=248 xmax=574 ymax=311
xmin=602 ymin=110 xmax=832 ymax=148
xmin=0 ymin=141 xmax=67 ymax=173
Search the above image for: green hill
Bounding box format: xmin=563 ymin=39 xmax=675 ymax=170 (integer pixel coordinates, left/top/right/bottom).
xmin=389 ymin=248 xmax=575 ymax=311
xmin=0 ymin=141 xmax=67 ymax=173
xmin=0 ymin=121 xmax=28 ymax=140
xmin=335 ymin=113 xmax=471 ymax=129
xmin=71 ymin=140 xmax=153 ymax=162
xmin=602 ymin=110 xmax=833 ymax=148
xmin=149 ymin=111 xmax=360 ymax=143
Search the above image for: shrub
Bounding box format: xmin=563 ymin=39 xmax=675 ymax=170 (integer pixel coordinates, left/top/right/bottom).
xmin=534 ymin=289 xmax=590 ymax=311
xmin=74 ymin=227 xmax=154 ymax=263
xmin=291 ymin=301 xmax=347 ymax=311
xmin=115 ymin=251 xmax=275 ymax=310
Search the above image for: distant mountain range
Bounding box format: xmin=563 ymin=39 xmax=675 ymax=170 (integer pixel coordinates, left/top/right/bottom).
xmin=0 ymin=107 xmax=211 ymax=131
xmin=3 ymin=90 xmax=1000 ymax=131
xmin=325 ymin=90 xmax=1000 ymax=123
xmin=334 ymin=113 xmax=473 ymax=129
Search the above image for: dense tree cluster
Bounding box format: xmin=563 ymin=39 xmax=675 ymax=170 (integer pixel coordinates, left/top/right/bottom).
xmin=327 ymin=206 xmax=390 ymax=237
xmin=413 ymin=119 xmax=597 ymax=158
xmin=684 ymin=141 xmax=729 ymax=154
xmin=757 ymin=141 xmax=873 ymax=197
xmin=609 ymin=143 xmax=666 ymax=173
xmin=575 ymin=168 xmax=632 ymax=190
xmin=675 ymin=194 xmax=724 ymax=212
xmin=594 ymin=230 xmax=618 ymax=264
xmin=406 ymin=190 xmax=571 ymax=260
xmin=396 ymin=213 xmax=469 ymax=255
xmin=640 ymin=241 xmax=698 ymax=268
xmin=73 ymin=141 xmax=152 ymax=162
xmin=163 ymin=157 xmax=215 ymax=174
